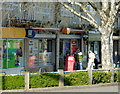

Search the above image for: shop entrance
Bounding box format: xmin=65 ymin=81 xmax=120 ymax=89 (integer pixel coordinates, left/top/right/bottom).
xmin=59 ymin=39 xmax=80 ymax=69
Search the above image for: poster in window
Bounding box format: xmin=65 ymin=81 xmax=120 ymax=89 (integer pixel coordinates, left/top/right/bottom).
xmin=63 ymin=40 xmax=70 ymax=55
xmin=29 ymin=40 xmax=34 ymax=45
xmin=29 ymin=54 xmax=36 ymax=67
xmin=34 ymin=52 xmax=39 ymax=65
xmin=29 ymin=40 xmax=34 ymax=55
xmin=71 ymin=40 xmax=77 ymax=54
xmin=34 ymin=40 xmax=38 ymax=49
xmin=39 ymin=53 xmax=43 ymax=63
xmin=29 ymin=45 xmax=33 ymax=55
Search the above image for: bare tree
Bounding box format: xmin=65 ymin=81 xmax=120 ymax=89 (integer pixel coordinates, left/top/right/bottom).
xmin=61 ymin=0 xmax=120 ymax=69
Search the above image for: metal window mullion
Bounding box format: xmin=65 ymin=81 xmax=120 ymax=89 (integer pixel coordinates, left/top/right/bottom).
xmin=6 ymin=39 xmax=8 ymax=69
xmin=22 ymin=39 xmax=25 ymax=67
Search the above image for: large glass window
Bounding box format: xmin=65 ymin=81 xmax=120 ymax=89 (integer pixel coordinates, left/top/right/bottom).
xmin=39 ymin=39 xmax=52 ymax=65
xmin=28 ymin=39 xmax=53 ymax=67
xmin=2 ymin=39 xmax=24 ymax=69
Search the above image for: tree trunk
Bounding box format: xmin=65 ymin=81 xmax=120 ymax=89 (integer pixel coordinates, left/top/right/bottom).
xmin=101 ymin=30 xmax=114 ymax=70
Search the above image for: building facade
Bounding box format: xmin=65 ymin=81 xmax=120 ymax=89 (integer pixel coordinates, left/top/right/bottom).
xmin=1 ymin=2 xmax=119 ymax=73
xmin=0 ymin=2 xmax=86 ymax=74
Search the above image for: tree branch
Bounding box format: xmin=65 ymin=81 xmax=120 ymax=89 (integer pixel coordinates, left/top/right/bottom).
xmin=110 ymin=0 xmax=116 ymax=16
xmin=102 ymin=0 xmax=109 ymax=12
xmin=116 ymin=1 xmax=120 ymax=10
xmin=88 ymin=2 xmax=100 ymax=14
xmin=61 ymin=2 xmax=99 ymax=29
xmin=88 ymin=2 xmax=108 ymax=27
xmin=105 ymin=0 xmax=119 ymax=35
xmin=70 ymin=2 xmax=97 ymax=24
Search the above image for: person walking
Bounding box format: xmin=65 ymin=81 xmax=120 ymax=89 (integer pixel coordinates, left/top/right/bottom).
xmin=88 ymin=50 xmax=95 ymax=69
xmin=77 ymin=52 xmax=83 ymax=70
xmin=113 ymin=51 xmax=120 ymax=68
xmin=94 ymin=51 xmax=100 ymax=69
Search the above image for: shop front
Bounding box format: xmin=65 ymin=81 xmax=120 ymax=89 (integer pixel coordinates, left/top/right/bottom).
xmin=26 ymin=38 xmax=54 ymax=72
xmin=59 ymin=36 xmax=82 ymax=68
xmin=0 ymin=28 xmax=26 ymax=74
xmin=88 ymin=30 xmax=120 ymax=68
xmin=25 ymin=28 xmax=84 ymax=72
xmin=25 ymin=29 xmax=56 ymax=72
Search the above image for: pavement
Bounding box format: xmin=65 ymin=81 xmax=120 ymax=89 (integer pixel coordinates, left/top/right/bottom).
xmin=1 ymin=82 xmax=119 ymax=93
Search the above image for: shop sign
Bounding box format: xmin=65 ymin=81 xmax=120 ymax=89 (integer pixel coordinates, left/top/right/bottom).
xmin=1 ymin=28 xmax=26 ymax=38
xmin=26 ymin=30 xmax=36 ymax=38
xmin=61 ymin=28 xmax=70 ymax=34
xmin=71 ymin=40 xmax=77 ymax=54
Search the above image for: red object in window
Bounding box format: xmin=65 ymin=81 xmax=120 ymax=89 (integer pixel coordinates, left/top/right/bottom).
xmin=61 ymin=28 xmax=70 ymax=34
xmin=29 ymin=55 xmax=36 ymax=67
xmin=71 ymin=40 xmax=77 ymax=54
xmin=65 ymin=56 xmax=75 ymax=71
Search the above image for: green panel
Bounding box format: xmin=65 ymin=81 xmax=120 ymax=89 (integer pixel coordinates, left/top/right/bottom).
xmin=8 ymin=49 xmax=18 ymax=68
xmin=7 ymin=40 xmax=20 ymax=68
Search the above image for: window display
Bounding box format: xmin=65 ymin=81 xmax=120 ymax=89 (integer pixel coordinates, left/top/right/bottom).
xmin=2 ymin=40 xmax=24 ymax=69
xmin=28 ymin=39 xmax=52 ymax=67
xmin=29 ymin=40 xmax=38 ymax=67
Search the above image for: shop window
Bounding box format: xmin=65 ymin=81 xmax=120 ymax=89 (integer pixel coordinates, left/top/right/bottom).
xmin=29 ymin=39 xmax=39 ymax=67
xmin=39 ymin=39 xmax=52 ymax=64
xmin=0 ymin=40 xmax=3 ymax=68
xmin=28 ymin=39 xmax=53 ymax=67
xmin=2 ymin=40 xmax=24 ymax=69
xmin=71 ymin=40 xmax=78 ymax=55
xmin=63 ymin=40 xmax=70 ymax=56
xmin=47 ymin=40 xmax=52 ymax=52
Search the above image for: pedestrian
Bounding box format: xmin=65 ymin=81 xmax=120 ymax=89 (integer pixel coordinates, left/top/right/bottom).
xmin=15 ymin=47 xmax=22 ymax=66
xmin=87 ymin=50 xmax=95 ymax=69
xmin=94 ymin=51 xmax=100 ymax=69
xmin=113 ymin=51 xmax=120 ymax=68
xmin=74 ymin=49 xmax=80 ymax=63
xmin=77 ymin=52 xmax=83 ymax=70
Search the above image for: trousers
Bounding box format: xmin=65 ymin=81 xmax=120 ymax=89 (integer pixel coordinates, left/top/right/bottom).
xmin=77 ymin=61 xmax=83 ymax=70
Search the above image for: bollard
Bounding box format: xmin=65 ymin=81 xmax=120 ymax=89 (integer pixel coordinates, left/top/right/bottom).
xmin=88 ymin=69 xmax=92 ymax=85
xmin=58 ymin=69 xmax=64 ymax=87
xmin=25 ymin=72 xmax=29 ymax=89
xmin=111 ymin=68 xmax=114 ymax=83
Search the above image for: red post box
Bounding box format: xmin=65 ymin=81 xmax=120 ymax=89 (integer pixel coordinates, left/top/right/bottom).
xmin=65 ymin=56 xmax=75 ymax=71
